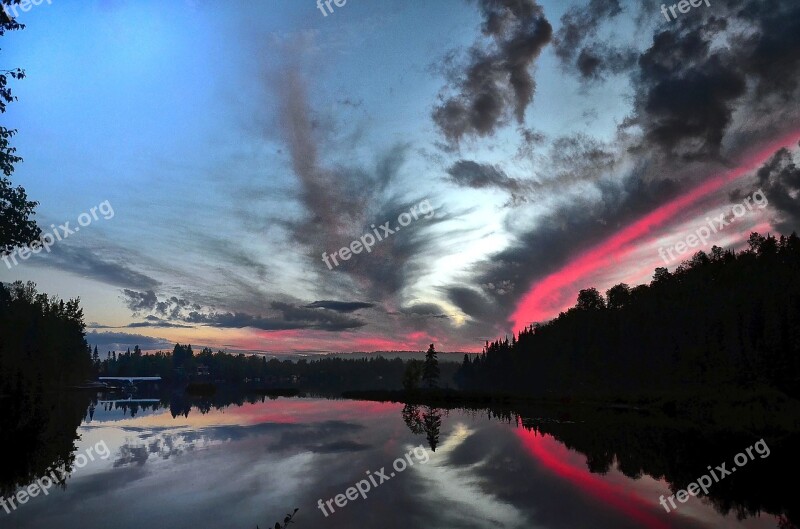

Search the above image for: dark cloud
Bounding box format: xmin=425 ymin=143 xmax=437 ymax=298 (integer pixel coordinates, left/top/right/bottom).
xmin=275 ymin=67 xmax=392 ymax=246
xmin=626 ymin=0 xmax=800 ymax=160
xmin=553 ymin=0 xmax=622 ymax=60
xmin=446 ymin=160 xmax=522 ymax=192
xmin=120 ymin=289 xmax=366 ymax=332
xmin=122 ymin=289 xmax=158 ymax=313
xmin=270 ymin=301 xmax=366 ymax=330
xmin=304 ymin=300 xmax=375 ymax=312
xmin=272 ymin=65 xmax=457 ymax=300
xmin=121 ymin=290 xmax=201 ymax=320
xmin=733 ymin=145 xmax=800 ymax=233
xmin=447 ymin=286 xmax=499 ymax=322
xmin=183 ymin=308 xmax=365 ymax=332
xmin=184 ymin=312 xmax=365 ymax=331
xmin=460 ymin=0 xmax=800 ymax=329
xmin=737 ymin=1 xmax=800 ymax=100
xmin=126 ymin=318 xmax=193 ymax=329
xmin=534 ymin=133 xmax=617 ymax=191
xmin=85 ymin=331 xmax=173 ymax=351
xmin=35 ymin=245 xmax=159 ymax=290
xmin=635 ymin=40 xmax=746 ymax=160
xmin=574 ymin=43 xmax=637 ymax=81
xmin=397 ymin=303 xmax=449 ymax=319
xmin=90 ymin=315 xmax=193 ymax=329
xmin=432 ymin=0 xmax=552 ymax=143
xmin=326 ymin=198 xmax=458 ymax=299
xmin=515 ymin=127 xmax=546 ymax=160
xmin=553 ymin=0 xmax=634 ymax=81
xmin=451 ymin=174 xmax=680 ymax=325
xmin=86 ymin=322 xmax=115 ymax=329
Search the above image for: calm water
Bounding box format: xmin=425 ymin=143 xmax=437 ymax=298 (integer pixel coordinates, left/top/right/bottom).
xmin=1 ymin=395 xmax=794 ymax=529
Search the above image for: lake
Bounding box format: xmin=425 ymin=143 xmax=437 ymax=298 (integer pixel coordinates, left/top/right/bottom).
xmin=1 ymin=394 xmax=794 ymax=529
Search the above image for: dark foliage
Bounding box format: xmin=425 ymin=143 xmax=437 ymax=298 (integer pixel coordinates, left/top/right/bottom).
xmin=0 ymin=281 xmax=93 ymax=394
xmin=98 ymin=346 xmax=460 ymax=392
xmin=0 ymin=279 xmax=93 ymax=497
xmin=422 ymin=343 xmax=440 ymax=389
xmin=0 ymin=0 xmax=41 ymax=254
xmin=459 ymin=232 xmax=800 ymax=397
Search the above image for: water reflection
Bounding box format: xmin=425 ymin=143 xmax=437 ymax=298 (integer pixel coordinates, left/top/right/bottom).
xmin=400 ymin=402 xmax=798 ymax=529
xmin=401 ymin=404 xmax=443 ymax=451
xmin=0 ymin=391 xmax=796 ymax=529
xmin=0 ymin=389 xmax=92 ymax=498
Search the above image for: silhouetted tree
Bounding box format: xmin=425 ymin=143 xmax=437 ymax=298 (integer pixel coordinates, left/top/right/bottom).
xmin=422 ymin=406 xmax=442 ymax=451
xmin=422 ymin=343 xmax=440 ymax=389
xmin=0 ymin=3 xmax=40 ymax=254
xmin=457 ymin=232 xmax=800 ymax=398
xmin=605 ymin=283 xmax=631 ymax=309
xmin=576 ymin=288 xmax=605 ymax=310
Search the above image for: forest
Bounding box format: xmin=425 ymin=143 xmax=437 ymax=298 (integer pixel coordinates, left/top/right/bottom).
xmin=97 ymin=343 xmax=459 ymax=391
xmin=458 ymin=232 xmax=800 ymax=398
xmin=0 ymin=281 xmax=93 ymax=395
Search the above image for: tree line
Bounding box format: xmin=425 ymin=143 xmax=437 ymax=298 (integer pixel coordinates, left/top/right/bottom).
xmin=99 ymin=343 xmax=458 ymax=391
xmin=458 ymin=232 xmax=800 ymax=398
xmin=0 ymin=281 xmax=93 ymax=394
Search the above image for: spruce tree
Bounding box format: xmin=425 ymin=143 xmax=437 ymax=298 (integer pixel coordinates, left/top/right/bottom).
xmin=422 ymin=343 xmax=439 ymax=389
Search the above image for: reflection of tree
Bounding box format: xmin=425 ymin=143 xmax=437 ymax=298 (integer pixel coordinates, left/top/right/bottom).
xmin=169 ymin=394 xmax=192 ymax=418
xmin=0 ymin=389 xmax=91 ymax=496
xmin=402 ymin=404 xmax=443 ymax=451
xmin=423 ymin=407 xmax=442 ymax=451
xmin=513 ymin=405 xmax=800 ymax=528
xmin=402 ymin=404 xmax=424 ymax=434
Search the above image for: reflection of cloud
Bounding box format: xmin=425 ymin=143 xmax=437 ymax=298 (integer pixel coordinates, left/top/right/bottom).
xmin=516 ymin=431 xmax=671 ymax=529
xmin=113 ymin=430 xmax=222 ymax=467
xmin=110 ymin=420 xmax=370 ymax=469
xmin=266 ymin=421 xmax=368 ymax=453
xmin=409 ymin=423 xmax=531 ymax=528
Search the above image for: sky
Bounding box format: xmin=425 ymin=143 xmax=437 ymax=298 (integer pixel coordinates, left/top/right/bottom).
xmin=2 ymin=0 xmax=800 ymax=354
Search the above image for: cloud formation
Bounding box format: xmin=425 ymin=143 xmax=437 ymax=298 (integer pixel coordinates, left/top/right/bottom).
xmin=446 ymin=160 xmax=522 ymax=192
xmin=38 ymin=246 xmax=160 ymax=290
xmin=304 ymin=300 xmax=375 ymax=312
xmin=120 ymin=289 xmax=366 ymax=332
xmin=432 ymin=0 xmax=552 ymax=143
xmin=735 ymin=145 xmax=800 ymax=233
xmin=553 ymin=0 xmax=635 ymax=81
xmin=627 ymin=0 xmax=800 ymax=160
xmin=85 ymin=330 xmax=173 ymax=351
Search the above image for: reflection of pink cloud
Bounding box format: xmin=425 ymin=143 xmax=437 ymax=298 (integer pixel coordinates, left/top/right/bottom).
xmin=228 ymin=398 xmax=400 ymax=425
xmin=516 ymin=429 xmax=674 ymax=529
xmin=512 ymin=132 xmax=800 ymax=330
